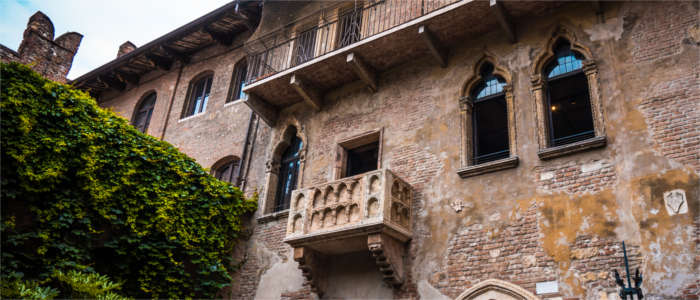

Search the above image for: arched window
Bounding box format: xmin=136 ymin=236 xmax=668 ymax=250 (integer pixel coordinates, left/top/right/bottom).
xmin=275 ymin=129 xmax=303 ymax=212
xmin=132 ymin=92 xmax=156 ymax=133
xmin=544 ymin=40 xmax=595 ymax=146
xmin=228 ymin=59 xmax=247 ymax=102
xmin=182 ymin=73 xmax=213 ymax=118
xmin=470 ymin=63 xmax=509 ymax=164
xmin=212 ymin=156 xmax=240 ymax=185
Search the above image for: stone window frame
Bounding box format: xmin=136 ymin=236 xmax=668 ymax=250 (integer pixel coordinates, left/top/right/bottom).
xmin=180 ymin=70 xmax=215 ymax=119
xmin=210 ymin=155 xmax=241 ymax=186
xmin=332 ymin=128 xmax=383 ymax=180
xmin=457 ymin=54 xmax=518 ymax=178
xmin=130 ymin=90 xmax=157 ymax=134
xmin=530 ymin=25 xmax=607 ymax=160
xmin=259 ymin=118 xmax=308 ymax=220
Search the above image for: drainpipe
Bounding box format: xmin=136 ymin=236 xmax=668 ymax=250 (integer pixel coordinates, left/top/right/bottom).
xmin=160 ymin=63 xmax=185 ymax=140
xmin=237 ymin=111 xmax=260 ymax=192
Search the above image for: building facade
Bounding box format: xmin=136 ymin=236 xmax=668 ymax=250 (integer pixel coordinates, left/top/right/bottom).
xmin=65 ymin=1 xmax=700 ymax=299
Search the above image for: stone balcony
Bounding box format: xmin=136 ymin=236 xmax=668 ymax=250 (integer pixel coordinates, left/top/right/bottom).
xmin=284 ymin=168 xmax=413 ymax=295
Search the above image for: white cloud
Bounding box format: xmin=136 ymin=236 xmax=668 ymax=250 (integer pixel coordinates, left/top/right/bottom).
xmin=0 ymin=0 xmax=231 ymax=80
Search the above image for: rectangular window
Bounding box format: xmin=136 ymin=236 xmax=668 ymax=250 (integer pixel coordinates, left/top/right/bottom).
xmin=336 ymin=130 xmax=382 ymax=179
xmin=547 ymin=72 xmax=595 ymax=146
xmin=228 ymin=61 xmax=247 ymax=102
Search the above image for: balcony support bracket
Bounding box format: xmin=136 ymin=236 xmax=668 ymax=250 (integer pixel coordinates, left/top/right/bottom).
xmin=490 ymin=0 xmax=517 ymax=43
xmin=290 ymin=74 xmax=322 ymax=111
xmin=346 ymin=53 xmax=377 ymax=92
xmin=418 ymin=25 xmax=447 ymax=68
xmin=293 ymin=247 xmax=325 ymax=297
xmin=243 ymin=93 xmax=278 ymax=126
xmin=368 ymin=233 xmax=406 ymax=287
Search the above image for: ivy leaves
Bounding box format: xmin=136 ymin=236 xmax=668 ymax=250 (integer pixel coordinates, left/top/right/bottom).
xmin=1 ymin=63 xmax=257 ymax=298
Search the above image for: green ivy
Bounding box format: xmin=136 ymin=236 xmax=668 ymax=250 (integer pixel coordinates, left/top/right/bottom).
xmin=0 ymin=63 xmax=257 ymax=298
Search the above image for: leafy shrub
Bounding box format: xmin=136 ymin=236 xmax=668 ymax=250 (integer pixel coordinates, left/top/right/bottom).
xmin=0 ymin=63 xmax=257 ymax=298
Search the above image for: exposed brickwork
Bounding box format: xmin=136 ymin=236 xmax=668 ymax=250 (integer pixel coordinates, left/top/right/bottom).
xmin=0 ymin=11 xmax=81 ymax=83
xmin=536 ymin=159 xmax=617 ymax=194
xmin=639 ymin=74 xmax=700 ymax=173
xmin=629 ymin=2 xmax=697 ymax=64
xmin=437 ymin=204 xmax=556 ymax=298
xmin=569 ymin=236 xmax=642 ymax=293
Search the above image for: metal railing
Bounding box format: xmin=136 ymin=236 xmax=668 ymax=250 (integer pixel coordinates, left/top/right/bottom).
xmin=245 ymin=0 xmax=460 ymax=84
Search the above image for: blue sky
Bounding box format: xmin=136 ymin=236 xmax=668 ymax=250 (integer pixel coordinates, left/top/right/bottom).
xmin=0 ymin=0 xmax=231 ymax=79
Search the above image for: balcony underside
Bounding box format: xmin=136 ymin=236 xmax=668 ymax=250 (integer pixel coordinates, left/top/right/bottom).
xmin=243 ymin=0 xmax=563 ymax=123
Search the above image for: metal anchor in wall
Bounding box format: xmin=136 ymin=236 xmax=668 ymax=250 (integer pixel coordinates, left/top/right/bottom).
xmin=613 ymin=241 xmax=643 ymax=299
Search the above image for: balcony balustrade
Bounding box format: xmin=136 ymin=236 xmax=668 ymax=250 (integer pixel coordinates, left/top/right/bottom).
xmin=241 ymin=0 xmax=564 ymax=126
xmin=284 ymin=168 xmax=413 ymax=295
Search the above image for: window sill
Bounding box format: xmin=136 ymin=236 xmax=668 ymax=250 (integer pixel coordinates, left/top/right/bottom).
xmin=256 ymin=209 xmax=289 ymax=224
xmin=457 ymin=156 xmax=519 ymax=178
xmin=537 ymin=136 xmax=607 ymax=160
xmin=178 ymin=112 xmax=206 ymax=123
xmin=224 ymin=98 xmax=246 ymax=107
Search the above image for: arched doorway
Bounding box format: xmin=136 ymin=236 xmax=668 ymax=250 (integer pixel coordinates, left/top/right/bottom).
xmin=455 ymin=279 xmax=538 ymax=300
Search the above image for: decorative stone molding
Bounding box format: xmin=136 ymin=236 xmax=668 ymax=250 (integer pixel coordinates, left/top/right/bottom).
xmin=456 ymin=279 xmax=539 ymax=300
xmin=260 ymin=118 xmax=308 ymax=214
xmin=458 ymin=54 xmax=518 ymax=175
xmin=537 ymin=135 xmax=606 ymax=160
xmin=285 ymin=168 xmax=413 ymax=292
xmin=530 ymin=24 xmax=607 ymax=157
xmin=457 ymin=156 xmax=519 ymax=178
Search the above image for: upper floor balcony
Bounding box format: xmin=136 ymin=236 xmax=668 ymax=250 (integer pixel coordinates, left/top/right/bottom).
xmin=242 ymin=0 xmax=563 ymax=125
xmin=284 ymin=168 xmax=413 ymax=295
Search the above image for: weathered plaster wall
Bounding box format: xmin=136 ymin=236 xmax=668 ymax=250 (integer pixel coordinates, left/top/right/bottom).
xmin=253 ymin=1 xmax=699 ymax=299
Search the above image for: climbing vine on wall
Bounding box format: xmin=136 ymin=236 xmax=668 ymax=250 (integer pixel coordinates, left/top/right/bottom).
xmin=0 ymin=63 xmax=257 ymax=298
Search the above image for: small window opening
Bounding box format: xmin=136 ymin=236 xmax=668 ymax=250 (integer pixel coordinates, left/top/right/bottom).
xmin=183 ymin=74 xmax=213 ymax=118
xmin=471 ymin=63 xmax=509 ymax=164
xmin=228 ymin=59 xmax=247 ymax=102
xmin=345 ymin=141 xmax=379 ymax=177
xmin=275 ymin=131 xmax=303 ymax=212
xmin=132 ymin=93 xmax=156 ymax=133
xmin=214 ymin=160 xmax=239 ymax=185
xmin=545 ymin=40 xmax=594 ymax=146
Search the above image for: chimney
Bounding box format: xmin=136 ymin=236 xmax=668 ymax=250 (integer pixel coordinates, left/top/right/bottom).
xmin=117 ymin=41 xmax=136 ymax=58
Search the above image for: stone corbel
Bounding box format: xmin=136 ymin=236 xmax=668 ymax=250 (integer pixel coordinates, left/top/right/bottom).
xmin=293 ymin=247 xmax=325 ymax=296
xmin=367 ymin=233 xmax=406 ymax=286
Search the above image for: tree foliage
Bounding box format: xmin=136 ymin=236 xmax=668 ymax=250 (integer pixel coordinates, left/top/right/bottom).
xmin=1 ymin=63 xmax=257 ymax=298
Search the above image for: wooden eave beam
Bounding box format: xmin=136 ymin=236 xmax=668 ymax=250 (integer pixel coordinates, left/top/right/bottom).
xmin=203 ymin=26 xmax=234 ymax=46
xmin=144 ymin=53 xmax=173 ymax=71
xmin=115 ymin=70 xmax=140 ymax=85
xmin=243 ymin=93 xmax=278 ymax=126
xmin=290 ymin=74 xmax=322 ymax=111
xmin=98 ymin=75 xmax=125 ymax=91
xmin=490 ymin=0 xmax=516 ymax=43
xmin=418 ymin=25 xmax=447 ymax=68
xmin=160 ymin=45 xmax=192 ymax=64
xmin=346 ymin=53 xmax=377 ymax=92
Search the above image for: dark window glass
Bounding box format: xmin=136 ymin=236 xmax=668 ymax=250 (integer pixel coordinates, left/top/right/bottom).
xmin=294 ymin=28 xmax=317 ymax=66
xmin=345 ymin=141 xmax=379 ymax=177
xmin=183 ymin=75 xmax=213 ymax=117
xmin=215 ymin=160 xmax=239 ymax=185
xmin=275 ymin=134 xmax=303 ymax=212
xmin=545 ymin=41 xmax=594 ymax=146
xmin=471 ymin=63 xmax=509 ymax=164
xmin=229 ymin=60 xmax=247 ymax=102
xmin=132 ymin=93 xmax=156 ymax=133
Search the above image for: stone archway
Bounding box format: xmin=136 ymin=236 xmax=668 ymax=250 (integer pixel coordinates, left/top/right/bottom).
xmin=455 ymin=279 xmax=538 ymax=300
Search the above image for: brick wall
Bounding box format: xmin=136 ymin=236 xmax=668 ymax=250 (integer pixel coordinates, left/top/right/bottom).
xmin=536 ymin=159 xmax=617 ymax=194
xmin=0 ymin=11 xmax=82 ymax=83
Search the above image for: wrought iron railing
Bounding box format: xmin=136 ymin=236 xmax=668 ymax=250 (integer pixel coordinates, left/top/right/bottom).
xmin=245 ymin=0 xmax=461 ymax=84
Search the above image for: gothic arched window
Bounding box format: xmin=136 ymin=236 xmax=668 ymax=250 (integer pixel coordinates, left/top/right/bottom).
xmin=274 ymin=131 xmax=303 ymax=212
xmin=132 ymin=92 xmax=156 ymax=133
xmin=544 ymin=40 xmax=595 ymax=146
xmin=470 ymin=63 xmax=510 ymax=164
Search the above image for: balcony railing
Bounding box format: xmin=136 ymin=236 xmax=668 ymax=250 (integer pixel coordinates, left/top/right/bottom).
xmin=245 ymin=0 xmax=460 ymax=85
xmin=284 ymin=168 xmax=413 ymax=247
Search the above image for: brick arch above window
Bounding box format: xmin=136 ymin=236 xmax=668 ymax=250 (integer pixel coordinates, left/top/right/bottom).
xmin=530 ymin=24 xmax=607 ymax=159
xmin=457 ymin=54 xmax=518 ymax=178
